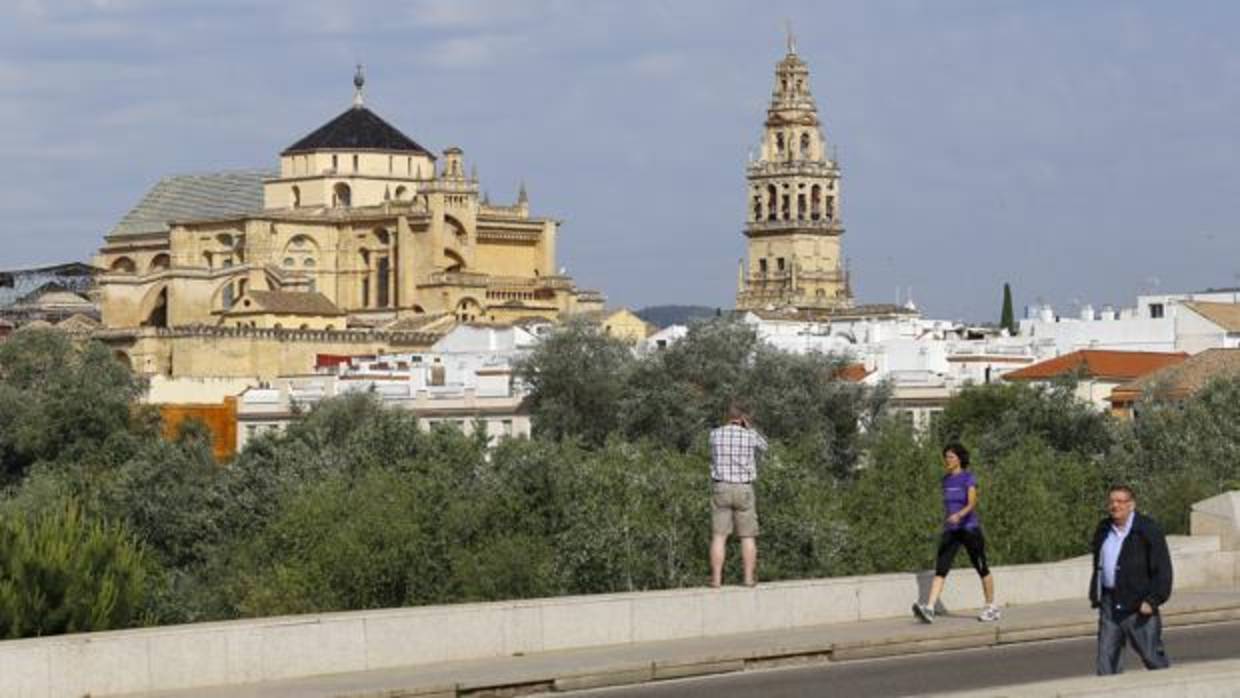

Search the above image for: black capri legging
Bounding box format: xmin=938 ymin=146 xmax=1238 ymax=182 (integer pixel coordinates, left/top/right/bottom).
xmin=935 ymin=527 xmax=990 ymax=577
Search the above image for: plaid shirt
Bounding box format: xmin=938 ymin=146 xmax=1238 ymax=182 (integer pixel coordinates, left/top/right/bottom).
xmin=709 ymin=424 xmax=768 ymax=483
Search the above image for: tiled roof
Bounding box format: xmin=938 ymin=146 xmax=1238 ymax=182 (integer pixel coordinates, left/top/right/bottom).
xmin=108 ymin=170 xmax=271 ymax=237
xmin=232 ymin=291 xmax=345 ymax=317
xmin=1110 ymin=348 xmax=1240 ymax=402
xmin=1184 ymin=302 xmax=1240 ymax=332
xmin=1003 ymin=350 xmax=1187 ymax=382
xmin=282 ymin=106 xmax=433 ymax=156
xmin=835 ymin=363 xmax=873 ymax=382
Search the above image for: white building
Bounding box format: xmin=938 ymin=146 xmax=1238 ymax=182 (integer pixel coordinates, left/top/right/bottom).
xmin=236 ymin=323 xmax=539 ymax=450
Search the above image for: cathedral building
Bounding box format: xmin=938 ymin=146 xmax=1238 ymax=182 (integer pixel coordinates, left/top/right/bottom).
xmin=94 ymin=69 xmax=603 ymax=377
xmin=736 ymin=37 xmax=852 ymax=313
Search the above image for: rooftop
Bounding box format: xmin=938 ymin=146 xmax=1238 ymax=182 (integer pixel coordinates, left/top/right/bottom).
xmin=282 ymin=106 xmax=434 ymax=156
xmin=1184 ymin=302 xmax=1240 ymax=332
xmin=1003 ymin=349 xmax=1188 ymax=382
xmin=228 ymin=290 xmax=345 ymax=317
xmin=1111 ymin=347 xmax=1240 ymax=402
xmin=108 ymin=170 xmax=271 ymax=238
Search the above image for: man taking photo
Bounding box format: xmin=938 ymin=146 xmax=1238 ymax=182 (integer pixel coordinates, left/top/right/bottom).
xmin=708 ymin=403 xmax=767 ymax=588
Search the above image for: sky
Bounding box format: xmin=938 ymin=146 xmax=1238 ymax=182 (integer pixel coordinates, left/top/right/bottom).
xmin=2 ymin=0 xmax=1239 ymax=322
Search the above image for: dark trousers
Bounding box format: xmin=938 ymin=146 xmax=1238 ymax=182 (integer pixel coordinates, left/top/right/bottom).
xmin=1096 ymin=592 xmax=1170 ymax=675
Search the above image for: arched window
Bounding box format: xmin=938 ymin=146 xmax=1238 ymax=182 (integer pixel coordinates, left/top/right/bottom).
xmin=352 ymin=154 xmax=359 ymax=172
xmin=766 ymin=185 xmax=777 ymax=221
xmin=110 ymin=256 xmax=136 ymax=273
xmin=394 ymin=185 xmax=407 ymax=200
xmin=333 ymin=183 xmax=351 ymax=207
xmin=811 ymin=185 xmax=822 ymax=220
xmin=800 ymin=132 xmax=811 ymax=157
xmin=149 ymin=253 xmax=170 ymax=272
xmin=752 ymin=195 xmax=761 ymax=222
xmin=775 ymin=133 xmax=784 ymax=153
xmin=142 ymin=287 xmax=168 ymax=328
xmin=797 ymin=193 xmax=806 ymax=220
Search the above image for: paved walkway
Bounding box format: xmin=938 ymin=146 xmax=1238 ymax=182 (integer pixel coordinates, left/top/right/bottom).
xmin=117 ymin=587 xmax=1240 ymax=698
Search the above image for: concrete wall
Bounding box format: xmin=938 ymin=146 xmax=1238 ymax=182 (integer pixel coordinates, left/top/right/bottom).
xmin=2 ymin=537 xmax=1235 ymax=698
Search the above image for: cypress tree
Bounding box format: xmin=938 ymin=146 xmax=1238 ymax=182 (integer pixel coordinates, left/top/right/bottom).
xmin=1000 ymin=283 xmax=1015 ymax=334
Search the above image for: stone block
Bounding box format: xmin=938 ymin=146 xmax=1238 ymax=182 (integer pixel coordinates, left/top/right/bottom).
xmin=701 ymin=586 xmax=759 ymax=636
xmin=365 ymin=608 xmax=504 ymax=668
xmin=502 ymin=602 xmax=545 ymax=656
xmin=540 ymin=598 xmax=632 ymax=651
xmin=630 ymin=590 xmax=702 ymax=643
xmin=147 ymin=628 xmax=229 ymax=691
xmin=260 ymin=617 xmax=367 ymax=680
xmin=856 ymin=574 xmax=916 ymax=620
xmin=0 ymin=641 xmax=49 ymax=698
xmin=222 ymin=624 xmax=266 ymax=685
xmin=48 ymin=633 xmax=151 ymax=698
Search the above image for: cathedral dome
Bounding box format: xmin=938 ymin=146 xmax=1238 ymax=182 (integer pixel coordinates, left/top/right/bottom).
xmin=281 ymin=106 xmax=434 ymax=157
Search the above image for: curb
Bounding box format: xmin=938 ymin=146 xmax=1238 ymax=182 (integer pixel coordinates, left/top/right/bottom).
xmin=340 ymin=603 xmax=1240 ymax=697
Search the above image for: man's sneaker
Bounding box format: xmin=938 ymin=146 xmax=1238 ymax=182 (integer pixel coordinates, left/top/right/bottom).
xmin=912 ymin=602 xmax=935 ymax=623
xmin=978 ymin=604 xmax=1001 ymax=622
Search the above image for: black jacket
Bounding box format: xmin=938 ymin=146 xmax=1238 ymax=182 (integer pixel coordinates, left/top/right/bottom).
xmin=1088 ymin=512 xmax=1173 ymax=613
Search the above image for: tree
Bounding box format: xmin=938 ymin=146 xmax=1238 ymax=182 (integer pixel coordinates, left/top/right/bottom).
xmin=0 ymin=330 xmax=153 ymax=483
xmin=515 ymin=318 xmax=635 ymax=446
xmin=0 ymin=500 xmax=151 ymax=638
xmin=1000 ymin=283 xmax=1016 ymax=335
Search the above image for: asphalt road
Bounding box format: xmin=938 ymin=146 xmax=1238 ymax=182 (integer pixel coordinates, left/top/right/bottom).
xmin=569 ymin=620 xmax=1240 ymax=698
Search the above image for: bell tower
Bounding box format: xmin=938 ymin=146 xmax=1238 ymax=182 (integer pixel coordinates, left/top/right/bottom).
xmin=736 ymin=33 xmax=851 ymax=312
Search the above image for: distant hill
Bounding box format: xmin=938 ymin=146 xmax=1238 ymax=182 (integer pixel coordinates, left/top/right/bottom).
xmin=635 ymin=305 xmax=719 ymax=328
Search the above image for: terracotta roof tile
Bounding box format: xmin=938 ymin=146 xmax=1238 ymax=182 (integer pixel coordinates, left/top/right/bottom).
xmin=1003 ymin=350 xmax=1187 ymax=382
xmin=1110 ymin=348 xmax=1240 ymax=402
xmin=230 ymin=290 xmax=345 ymax=317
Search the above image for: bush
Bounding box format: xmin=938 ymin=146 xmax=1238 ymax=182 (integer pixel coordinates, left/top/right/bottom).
xmin=0 ymin=501 xmax=151 ymax=638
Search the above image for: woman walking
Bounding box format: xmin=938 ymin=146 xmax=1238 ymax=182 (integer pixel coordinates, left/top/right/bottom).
xmin=913 ymin=443 xmax=1000 ymax=623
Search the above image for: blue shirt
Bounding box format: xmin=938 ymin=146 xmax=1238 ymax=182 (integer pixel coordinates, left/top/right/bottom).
xmin=1100 ymin=513 xmax=1134 ymax=589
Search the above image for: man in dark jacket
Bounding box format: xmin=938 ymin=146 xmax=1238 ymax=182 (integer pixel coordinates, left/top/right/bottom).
xmin=1089 ymin=485 xmax=1173 ymax=675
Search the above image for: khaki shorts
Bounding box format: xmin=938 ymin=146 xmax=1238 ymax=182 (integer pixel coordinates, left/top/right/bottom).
xmin=711 ymin=481 xmax=759 ymax=538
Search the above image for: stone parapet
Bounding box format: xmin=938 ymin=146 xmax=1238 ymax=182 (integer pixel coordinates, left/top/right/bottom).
xmin=1 ymin=536 xmax=1235 ymax=698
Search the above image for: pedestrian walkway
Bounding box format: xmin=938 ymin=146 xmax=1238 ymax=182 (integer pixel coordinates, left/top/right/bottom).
xmin=117 ymin=587 xmax=1240 ymax=698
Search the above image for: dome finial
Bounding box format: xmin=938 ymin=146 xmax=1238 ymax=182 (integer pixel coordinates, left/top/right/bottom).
xmin=785 ymin=20 xmax=796 ymax=55
xmin=352 ymin=64 xmax=365 ymax=108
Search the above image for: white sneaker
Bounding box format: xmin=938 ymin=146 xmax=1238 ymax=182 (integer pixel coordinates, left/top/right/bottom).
xmin=912 ymin=602 xmax=935 ymax=623
xmin=977 ymin=604 xmax=1001 ymax=622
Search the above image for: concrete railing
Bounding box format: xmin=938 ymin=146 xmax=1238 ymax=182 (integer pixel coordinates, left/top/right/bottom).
xmin=2 ymin=535 xmax=1237 ymax=698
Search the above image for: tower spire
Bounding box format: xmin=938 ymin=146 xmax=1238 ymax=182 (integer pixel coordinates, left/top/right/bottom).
xmin=352 ymin=64 xmax=365 ymax=109
xmin=785 ymin=20 xmax=796 ymax=55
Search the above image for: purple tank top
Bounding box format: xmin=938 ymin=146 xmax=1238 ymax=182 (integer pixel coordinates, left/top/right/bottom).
xmin=942 ymin=471 xmax=979 ymax=530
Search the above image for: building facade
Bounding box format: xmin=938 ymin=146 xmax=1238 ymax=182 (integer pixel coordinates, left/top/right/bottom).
xmin=737 ymin=37 xmax=850 ymax=312
xmin=93 ymin=69 xmax=602 ymax=377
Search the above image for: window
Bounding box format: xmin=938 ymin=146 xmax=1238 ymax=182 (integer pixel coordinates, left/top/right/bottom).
xmin=758 ymin=258 xmax=768 ymax=274
xmin=777 ymin=257 xmax=786 ymax=272
xmin=376 ymin=257 xmax=390 ymax=308
xmin=352 ymin=154 xmax=359 ymax=172
xmin=331 ymin=154 xmax=338 ymax=171
xmin=283 ymin=257 xmax=295 ymax=267
xmin=1149 ymin=303 xmax=1165 ymax=319
xmin=291 ymin=185 xmax=301 ymax=208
